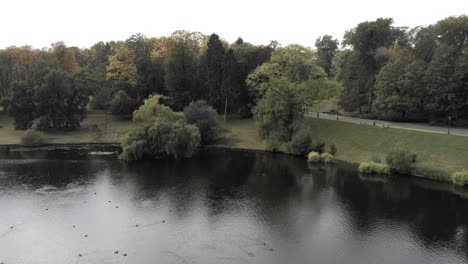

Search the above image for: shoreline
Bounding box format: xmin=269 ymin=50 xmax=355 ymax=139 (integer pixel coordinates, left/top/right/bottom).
xmin=0 ymin=141 xmax=455 ymax=185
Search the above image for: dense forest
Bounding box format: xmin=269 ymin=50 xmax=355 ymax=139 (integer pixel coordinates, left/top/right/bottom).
xmin=0 ymin=15 xmax=467 ymax=131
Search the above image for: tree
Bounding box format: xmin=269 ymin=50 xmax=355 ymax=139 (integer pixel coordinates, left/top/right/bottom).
xmin=247 ymin=44 xmax=336 ymax=104
xmin=200 ymin=34 xmax=226 ymax=111
xmin=0 ymin=50 xmax=14 ymax=97
xmin=164 ymin=30 xmax=204 ymax=110
xmin=373 ymin=51 xmax=416 ymax=119
xmin=183 ymin=100 xmax=222 ymax=144
xmin=8 ymin=46 xmax=38 ymax=81
xmin=221 ymin=49 xmax=241 ymax=119
xmin=7 ymin=81 xmax=35 ymax=129
xmin=110 ymin=90 xmax=135 ymax=116
xmin=231 ymin=40 xmax=275 ymax=117
xmin=35 ymin=68 xmax=91 ymax=129
xmin=49 ymin=42 xmax=79 ymax=73
xmin=120 ymin=95 xmax=200 ymax=160
xmin=315 ymin=35 xmax=339 ymax=77
xmin=106 ymin=43 xmax=137 ymax=86
xmin=248 ymin=44 xmax=339 ymax=144
xmin=253 ymin=78 xmax=305 ymax=141
xmin=341 ymin=18 xmax=406 ymax=112
xmin=126 ymin=33 xmax=160 ymax=103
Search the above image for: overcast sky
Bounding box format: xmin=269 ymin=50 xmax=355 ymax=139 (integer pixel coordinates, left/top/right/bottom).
xmin=1 ymin=0 xmax=467 ymax=49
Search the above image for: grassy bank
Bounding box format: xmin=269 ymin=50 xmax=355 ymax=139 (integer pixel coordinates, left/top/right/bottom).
xmin=217 ymin=118 xmax=468 ymax=181
xmin=301 ymin=118 xmax=468 ymax=173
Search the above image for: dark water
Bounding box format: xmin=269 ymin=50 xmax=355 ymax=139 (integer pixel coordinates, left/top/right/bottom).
xmin=1 ymin=146 xmax=468 ymax=264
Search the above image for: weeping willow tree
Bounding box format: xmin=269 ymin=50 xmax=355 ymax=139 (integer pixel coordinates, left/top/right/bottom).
xmin=120 ymin=95 xmax=200 ymax=161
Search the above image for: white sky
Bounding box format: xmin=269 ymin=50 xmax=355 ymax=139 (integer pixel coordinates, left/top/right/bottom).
xmin=1 ymin=0 xmax=467 ymax=49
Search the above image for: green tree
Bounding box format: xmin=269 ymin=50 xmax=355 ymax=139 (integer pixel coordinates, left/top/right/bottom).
xmin=7 ymin=81 xmax=35 ymax=129
xmin=341 ymin=18 xmax=406 ymax=112
xmin=0 ymin=50 xmax=14 ymax=97
xmin=35 ymin=68 xmax=91 ymax=129
xmin=199 ymin=34 xmax=226 ymax=111
xmin=110 ymin=90 xmax=135 ymax=116
xmin=164 ymin=30 xmax=204 ymax=110
xmin=183 ymin=100 xmax=222 ymax=144
xmin=253 ymin=78 xmax=305 ymax=142
xmin=315 ymin=35 xmax=339 ymax=77
xmin=120 ymin=95 xmax=200 ymax=160
xmin=374 ymin=51 xmax=416 ymax=119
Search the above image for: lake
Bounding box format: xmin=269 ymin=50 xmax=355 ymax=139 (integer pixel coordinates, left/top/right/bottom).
xmin=0 ymin=146 xmax=467 ymax=264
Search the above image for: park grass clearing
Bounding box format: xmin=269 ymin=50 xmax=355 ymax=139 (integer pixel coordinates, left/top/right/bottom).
xmin=213 ymin=118 xmax=265 ymax=150
xmin=0 ymin=113 xmax=133 ymax=144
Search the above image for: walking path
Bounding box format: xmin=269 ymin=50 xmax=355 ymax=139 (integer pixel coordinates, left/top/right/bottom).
xmin=305 ymin=112 xmax=468 ymax=137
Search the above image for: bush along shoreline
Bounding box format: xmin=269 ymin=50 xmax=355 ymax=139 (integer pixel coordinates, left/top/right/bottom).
xmin=357 ymin=150 xmax=468 ymax=187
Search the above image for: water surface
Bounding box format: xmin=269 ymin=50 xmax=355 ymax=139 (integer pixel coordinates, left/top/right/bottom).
xmin=0 ymin=147 xmax=467 ymax=264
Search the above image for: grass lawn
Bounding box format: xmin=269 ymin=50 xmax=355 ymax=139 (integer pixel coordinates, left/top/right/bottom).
xmin=217 ymin=118 xmax=468 ymax=179
xmin=302 ymin=118 xmax=468 ymax=176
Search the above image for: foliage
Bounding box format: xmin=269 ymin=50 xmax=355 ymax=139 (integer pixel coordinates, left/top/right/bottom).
xmin=311 ymin=141 xmax=326 ymax=154
xmin=265 ymin=133 xmax=284 ymax=152
xmin=164 ymin=31 xmax=204 ymax=110
xmin=199 ymin=34 xmax=226 ymax=110
xmin=253 ymin=78 xmax=305 ymax=141
xmin=7 ymin=81 xmax=35 ymax=129
xmin=133 ymin=95 xmax=181 ymax=123
xmin=451 ymin=171 xmax=468 ymax=186
xmin=315 ymin=35 xmax=339 ymax=77
xmin=320 ymin=152 xmax=333 ymax=163
xmin=385 ymin=150 xmax=416 ymax=174
xmin=106 ymin=43 xmax=137 ymax=86
xmin=339 ymin=18 xmax=406 ymax=113
xmin=307 ymin=151 xmax=321 ymax=163
xmin=35 ymin=68 xmax=91 ymax=130
xmin=120 ymin=95 xmax=201 ymax=161
xmin=330 ymin=144 xmax=337 ymax=155
xmin=183 ymin=100 xmax=223 ymax=144
xmin=109 ymin=90 xmax=135 ymax=116
xmin=20 ymin=130 xmax=48 ymax=146
xmin=287 ymin=127 xmax=313 ymax=155
xmin=120 ymin=117 xmax=200 ymax=161
xmin=358 ymin=162 xmax=390 ymax=174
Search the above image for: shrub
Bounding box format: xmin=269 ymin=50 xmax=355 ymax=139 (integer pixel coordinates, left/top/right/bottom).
xmin=452 ymin=171 xmax=468 ymax=186
xmin=320 ymin=152 xmax=333 ymax=163
xmin=287 ymin=127 xmax=312 ymax=155
xmin=110 ymin=90 xmax=135 ymax=116
xmin=307 ymin=151 xmax=321 ymax=163
xmin=311 ymin=141 xmax=326 ymax=154
xmin=183 ymin=100 xmax=223 ymax=145
xmin=385 ymin=150 xmax=416 ymax=174
xmin=330 ymin=144 xmax=337 ymax=155
xmin=358 ymin=162 xmax=390 ymax=175
xmin=413 ymin=166 xmax=452 ymax=182
xmin=20 ymin=130 xmax=48 ymax=146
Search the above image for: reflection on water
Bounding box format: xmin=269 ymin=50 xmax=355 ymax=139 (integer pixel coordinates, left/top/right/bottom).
xmin=0 ymin=147 xmax=467 ymax=264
